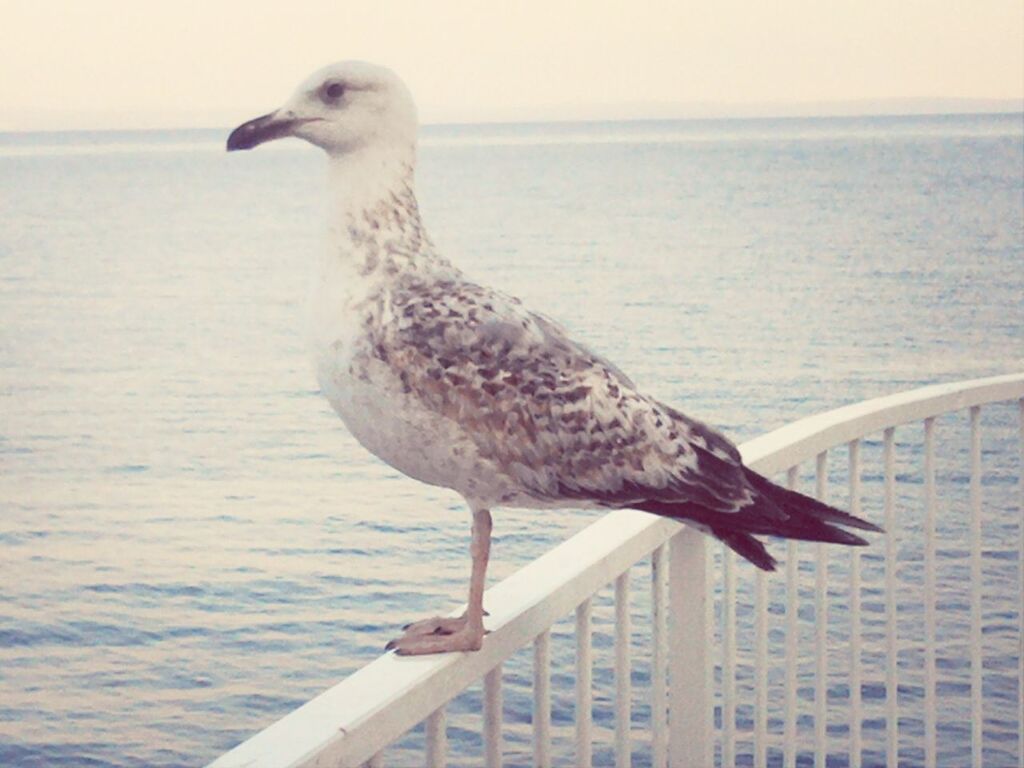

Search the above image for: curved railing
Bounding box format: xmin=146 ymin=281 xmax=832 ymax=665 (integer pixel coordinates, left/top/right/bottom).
xmin=208 ymin=372 xmax=1024 ymax=768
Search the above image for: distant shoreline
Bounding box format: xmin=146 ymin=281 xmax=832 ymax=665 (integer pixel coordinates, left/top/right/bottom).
xmin=2 ymin=112 xmax=1022 ymax=158
xmin=2 ymin=98 xmax=1021 ymax=134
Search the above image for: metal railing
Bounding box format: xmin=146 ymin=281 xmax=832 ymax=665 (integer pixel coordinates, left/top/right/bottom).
xmin=208 ymin=372 xmax=1024 ymax=768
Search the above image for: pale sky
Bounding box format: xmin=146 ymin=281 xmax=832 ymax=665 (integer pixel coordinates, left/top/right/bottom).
xmin=2 ymin=0 xmax=1022 ymax=130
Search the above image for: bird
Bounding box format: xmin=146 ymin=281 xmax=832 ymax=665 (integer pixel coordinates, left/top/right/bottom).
xmin=226 ymin=61 xmax=881 ymax=656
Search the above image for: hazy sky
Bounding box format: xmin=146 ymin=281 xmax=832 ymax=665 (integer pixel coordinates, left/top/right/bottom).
xmin=2 ymin=0 xmax=1022 ymax=129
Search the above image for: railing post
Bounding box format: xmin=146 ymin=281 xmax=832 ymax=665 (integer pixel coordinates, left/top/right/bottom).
xmin=668 ymin=524 xmax=712 ymax=768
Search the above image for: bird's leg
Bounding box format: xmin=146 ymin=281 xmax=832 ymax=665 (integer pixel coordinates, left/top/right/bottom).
xmin=386 ymin=507 xmax=491 ymax=655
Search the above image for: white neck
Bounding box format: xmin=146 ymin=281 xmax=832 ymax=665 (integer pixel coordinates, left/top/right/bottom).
xmin=324 ymin=141 xmax=450 ymax=278
xmin=326 ymin=141 xmax=416 ymax=222
xmin=306 ymin=140 xmax=457 ymax=369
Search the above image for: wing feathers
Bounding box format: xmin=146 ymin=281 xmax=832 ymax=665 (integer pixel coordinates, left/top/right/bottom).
xmin=369 ymin=275 xmax=881 ymax=571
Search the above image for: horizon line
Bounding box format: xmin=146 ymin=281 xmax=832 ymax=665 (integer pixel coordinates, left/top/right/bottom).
xmin=1 ymin=96 xmax=1021 ymax=134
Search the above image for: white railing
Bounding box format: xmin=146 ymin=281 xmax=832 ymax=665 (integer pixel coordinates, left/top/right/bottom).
xmin=208 ymin=373 xmax=1024 ymax=768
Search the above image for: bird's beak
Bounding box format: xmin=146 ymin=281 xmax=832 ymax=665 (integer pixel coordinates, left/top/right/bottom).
xmin=226 ymin=110 xmax=310 ymax=151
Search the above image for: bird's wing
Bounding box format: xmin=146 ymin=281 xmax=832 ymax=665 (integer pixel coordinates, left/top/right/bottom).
xmin=370 ymin=276 xmax=755 ymax=513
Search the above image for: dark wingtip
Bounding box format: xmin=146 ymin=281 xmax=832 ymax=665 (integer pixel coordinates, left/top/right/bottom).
xmin=834 ymin=529 xmax=870 ymax=546
xmin=743 ymin=467 xmax=885 ymax=534
xmin=833 ymin=514 xmax=885 ymax=534
xmin=716 ymin=529 xmax=778 ymax=571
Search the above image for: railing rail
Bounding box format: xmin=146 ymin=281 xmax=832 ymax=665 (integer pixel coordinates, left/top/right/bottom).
xmin=210 ymin=508 xmax=683 ymax=767
xmin=209 ymin=372 xmax=1024 ymax=768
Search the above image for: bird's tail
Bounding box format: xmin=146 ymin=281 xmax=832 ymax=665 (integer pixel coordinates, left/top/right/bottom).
xmin=635 ymin=467 xmax=883 ymax=571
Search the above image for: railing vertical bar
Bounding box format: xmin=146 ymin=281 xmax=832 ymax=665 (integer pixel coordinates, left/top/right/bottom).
xmin=533 ymin=630 xmax=551 ymax=768
xmin=576 ymin=598 xmax=593 ymax=768
xmin=814 ymin=450 xmax=829 ymax=768
xmin=848 ymin=439 xmax=863 ymax=768
xmin=668 ymin=526 xmax=712 ymax=768
xmin=755 ymin=566 xmax=768 ymax=768
xmin=969 ymin=406 xmax=983 ymax=768
xmin=425 ymin=707 xmax=446 ymax=768
xmin=883 ymin=427 xmax=898 ymax=768
xmin=923 ymin=416 xmax=937 ymax=768
xmin=615 ymin=571 xmax=631 ymax=768
xmin=722 ymin=546 xmax=737 ymax=768
xmin=651 ymin=545 xmax=668 ymax=768
xmin=1019 ymin=398 xmax=1024 ymax=768
xmin=484 ymin=665 xmax=503 ymax=768
xmin=784 ymin=465 xmax=800 ymax=768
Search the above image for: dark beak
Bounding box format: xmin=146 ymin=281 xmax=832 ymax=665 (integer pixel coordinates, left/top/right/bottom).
xmin=226 ymin=111 xmax=305 ymax=151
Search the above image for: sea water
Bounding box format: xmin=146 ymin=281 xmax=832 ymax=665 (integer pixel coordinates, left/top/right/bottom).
xmin=1 ymin=114 xmax=1022 ymax=766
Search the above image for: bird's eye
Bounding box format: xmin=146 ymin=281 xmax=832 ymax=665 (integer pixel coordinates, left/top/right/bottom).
xmin=323 ymin=82 xmax=345 ymax=102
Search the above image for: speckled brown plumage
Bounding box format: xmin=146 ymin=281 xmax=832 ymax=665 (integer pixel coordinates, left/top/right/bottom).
xmin=354 ymin=274 xmax=754 ymax=512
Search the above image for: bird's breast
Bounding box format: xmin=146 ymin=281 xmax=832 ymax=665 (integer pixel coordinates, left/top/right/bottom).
xmin=314 ymin=339 xmax=509 ymax=497
xmin=306 ymin=286 xmax=503 ymax=499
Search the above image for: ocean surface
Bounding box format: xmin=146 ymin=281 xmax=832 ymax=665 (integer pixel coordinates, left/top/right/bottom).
xmin=1 ymin=113 xmax=1022 ymax=767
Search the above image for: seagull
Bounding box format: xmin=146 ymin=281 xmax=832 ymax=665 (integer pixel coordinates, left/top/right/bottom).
xmin=226 ymin=61 xmax=881 ymax=656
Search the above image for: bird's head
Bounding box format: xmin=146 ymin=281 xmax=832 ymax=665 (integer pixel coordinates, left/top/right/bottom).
xmin=226 ymin=61 xmax=417 ymax=157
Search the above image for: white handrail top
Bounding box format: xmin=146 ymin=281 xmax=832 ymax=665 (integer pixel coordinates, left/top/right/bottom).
xmin=206 ymin=371 xmax=1024 ymax=768
xmin=743 ymin=372 xmax=1024 ymax=475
